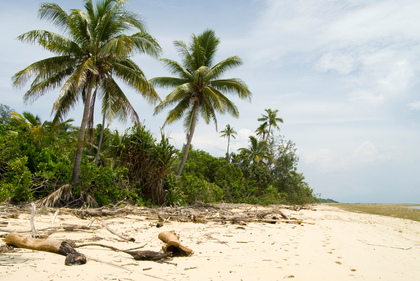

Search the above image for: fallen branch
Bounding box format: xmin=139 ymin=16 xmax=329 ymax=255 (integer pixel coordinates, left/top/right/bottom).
xmin=2 ymin=232 xmax=86 ymax=265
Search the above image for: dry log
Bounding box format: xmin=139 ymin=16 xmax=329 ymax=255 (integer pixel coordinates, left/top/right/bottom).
xmin=158 ymin=231 xmax=193 ymax=257
xmin=2 ymin=232 xmax=86 ymax=265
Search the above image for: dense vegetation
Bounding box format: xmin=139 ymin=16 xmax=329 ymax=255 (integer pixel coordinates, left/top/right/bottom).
xmin=0 ymin=0 xmax=316 ymax=207
xmin=0 ymin=104 xmax=315 ymax=206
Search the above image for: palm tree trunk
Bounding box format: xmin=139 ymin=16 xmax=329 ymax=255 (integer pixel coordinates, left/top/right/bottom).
xmin=95 ymin=113 xmax=106 ymax=165
xmin=176 ymin=104 xmax=198 ymax=177
xmin=72 ymin=82 xmax=94 ymax=184
xmin=226 ymin=135 xmax=230 ymax=162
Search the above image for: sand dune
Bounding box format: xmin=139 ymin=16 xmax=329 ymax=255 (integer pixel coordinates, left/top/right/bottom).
xmin=1 ymin=204 xmax=419 ymax=281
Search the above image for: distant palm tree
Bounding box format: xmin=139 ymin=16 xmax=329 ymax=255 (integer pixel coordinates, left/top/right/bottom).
xmin=12 ymin=0 xmax=162 ymax=184
xmin=238 ymin=136 xmax=272 ymax=166
xmin=220 ymin=124 xmax=237 ymax=162
xmin=152 ymin=29 xmax=252 ymax=176
xmin=258 ymin=109 xmax=283 ymax=140
xmin=255 ymin=122 xmax=268 ymax=141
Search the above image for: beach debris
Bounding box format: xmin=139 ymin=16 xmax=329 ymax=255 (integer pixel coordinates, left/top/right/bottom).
xmin=2 ymin=232 xmax=86 ymax=265
xmin=158 ymin=230 xmax=193 ymax=256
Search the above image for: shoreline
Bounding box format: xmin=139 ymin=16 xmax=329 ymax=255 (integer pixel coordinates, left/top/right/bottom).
xmin=1 ymin=204 xmax=420 ymax=280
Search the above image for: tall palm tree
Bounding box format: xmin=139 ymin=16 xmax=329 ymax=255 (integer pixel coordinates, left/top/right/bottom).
xmin=257 ymin=109 xmax=283 ymax=140
xmin=152 ymin=29 xmax=252 ymax=176
xmin=12 ymin=0 xmax=162 ymax=184
xmin=220 ymin=124 xmax=237 ymax=162
xmin=238 ymin=136 xmax=272 ymax=166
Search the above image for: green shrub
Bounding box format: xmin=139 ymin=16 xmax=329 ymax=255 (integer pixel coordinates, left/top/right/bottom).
xmin=0 ymin=156 xmax=33 ymax=202
xmin=180 ymin=174 xmax=224 ymax=204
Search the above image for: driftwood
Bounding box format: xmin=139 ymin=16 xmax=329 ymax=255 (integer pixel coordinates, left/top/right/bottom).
xmin=2 ymin=232 xmax=86 ymax=265
xmin=158 ymin=231 xmax=193 ymax=257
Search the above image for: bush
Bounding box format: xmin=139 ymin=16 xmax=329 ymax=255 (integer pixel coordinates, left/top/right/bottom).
xmin=180 ymin=174 xmax=224 ymax=204
xmin=0 ymin=156 xmax=33 ymax=202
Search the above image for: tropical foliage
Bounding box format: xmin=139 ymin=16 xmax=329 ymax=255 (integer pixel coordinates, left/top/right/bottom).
xmin=0 ymin=103 xmax=315 ymax=206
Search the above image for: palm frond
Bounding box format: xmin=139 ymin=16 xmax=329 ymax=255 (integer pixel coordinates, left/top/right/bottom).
xmin=36 ymin=184 xmax=72 ymax=207
xmin=210 ymin=78 xmax=252 ymax=100
xmin=38 ymin=2 xmax=69 ymax=31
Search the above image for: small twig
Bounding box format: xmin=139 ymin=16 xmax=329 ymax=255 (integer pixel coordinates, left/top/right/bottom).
xmin=102 ymin=223 xmax=135 ymax=242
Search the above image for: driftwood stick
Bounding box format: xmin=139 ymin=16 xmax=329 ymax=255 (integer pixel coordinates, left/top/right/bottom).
xmin=102 ymin=223 xmax=135 ymax=242
xmin=87 ymin=218 xmax=96 ymax=227
xmin=75 ymin=243 xmax=169 ymax=262
xmin=51 ymin=209 xmax=60 ymax=226
xmin=358 ymin=239 xmax=412 ymax=250
xmin=30 ymin=204 xmax=39 ymax=238
xmin=75 ymin=243 xmax=122 ymax=252
xmin=0 ymin=224 xmax=97 ymax=233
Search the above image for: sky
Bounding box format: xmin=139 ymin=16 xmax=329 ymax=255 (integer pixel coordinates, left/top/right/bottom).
xmin=1 ymin=0 xmax=420 ymax=203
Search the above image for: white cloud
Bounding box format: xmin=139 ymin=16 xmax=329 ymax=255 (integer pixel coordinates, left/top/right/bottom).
xmin=316 ymin=53 xmax=357 ymax=74
xmin=352 ymin=141 xmax=379 ymax=163
xmin=408 ymin=101 xmax=420 ymax=111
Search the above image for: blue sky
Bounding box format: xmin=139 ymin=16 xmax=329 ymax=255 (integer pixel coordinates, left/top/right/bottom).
xmin=1 ymin=0 xmax=420 ymax=203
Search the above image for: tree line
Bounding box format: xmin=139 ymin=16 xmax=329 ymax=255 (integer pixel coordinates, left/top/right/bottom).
xmin=0 ymin=0 xmax=316 ymax=206
xmin=0 ymin=104 xmax=315 ymax=206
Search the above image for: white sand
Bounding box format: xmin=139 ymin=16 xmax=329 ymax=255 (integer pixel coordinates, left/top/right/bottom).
xmin=1 ymin=204 xmax=420 ymax=281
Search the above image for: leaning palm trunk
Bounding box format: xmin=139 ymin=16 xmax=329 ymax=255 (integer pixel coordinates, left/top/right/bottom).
xmin=176 ymin=104 xmax=198 ymax=176
xmin=72 ymin=83 xmax=94 ymax=184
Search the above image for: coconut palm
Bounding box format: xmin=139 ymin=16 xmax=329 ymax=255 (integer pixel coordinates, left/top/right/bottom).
xmin=258 ymin=109 xmax=283 ymax=140
xmin=12 ymin=0 xmax=162 ymax=184
xmin=220 ymin=124 xmax=237 ymax=162
xmin=255 ymin=121 xmax=268 ymax=141
xmin=238 ymin=136 xmax=272 ymax=166
xmin=152 ymin=30 xmax=251 ymax=176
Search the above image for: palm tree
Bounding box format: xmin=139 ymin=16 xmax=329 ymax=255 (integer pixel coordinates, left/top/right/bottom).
xmin=220 ymin=124 xmax=237 ymax=162
xmin=152 ymin=29 xmax=252 ymax=176
xmin=255 ymin=122 xmax=268 ymax=141
xmin=238 ymin=136 xmax=272 ymax=166
xmin=257 ymin=109 xmax=283 ymax=140
xmin=12 ymin=0 xmax=162 ymax=184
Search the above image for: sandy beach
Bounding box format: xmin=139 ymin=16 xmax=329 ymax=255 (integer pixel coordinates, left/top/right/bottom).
xmin=1 ymin=204 xmax=419 ymax=281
